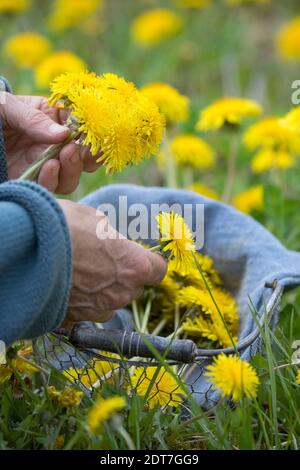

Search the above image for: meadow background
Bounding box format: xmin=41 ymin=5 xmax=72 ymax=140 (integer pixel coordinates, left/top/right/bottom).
xmin=1 ymin=0 xmax=300 ymax=451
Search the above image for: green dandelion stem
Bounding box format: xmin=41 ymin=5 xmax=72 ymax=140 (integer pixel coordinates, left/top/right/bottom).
xmin=19 ymin=131 xmax=79 ymax=182
xmin=222 ymin=133 xmax=239 ymax=203
xmin=192 ymin=252 xmax=238 ymax=354
xmin=140 ymin=296 xmax=153 ymax=334
xmin=163 ymin=134 xmax=177 ymax=188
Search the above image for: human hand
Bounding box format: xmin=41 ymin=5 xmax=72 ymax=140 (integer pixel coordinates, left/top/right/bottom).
xmin=58 ymin=200 xmax=167 ymax=326
xmin=0 ymin=92 xmax=100 ymax=194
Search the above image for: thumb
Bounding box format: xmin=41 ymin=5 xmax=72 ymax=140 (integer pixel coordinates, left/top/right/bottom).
xmin=4 ymin=94 xmax=70 ymax=144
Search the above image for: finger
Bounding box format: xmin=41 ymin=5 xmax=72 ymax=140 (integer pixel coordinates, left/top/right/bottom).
xmin=145 ymin=252 xmax=168 ymax=286
xmin=56 ymin=143 xmax=83 ymax=195
xmin=2 ymin=94 xmax=70 ymax=144
xmin=81 ymin=146 xmax=103 ymax=173
xmin=38 ymin=159 xmax=60 ymax=193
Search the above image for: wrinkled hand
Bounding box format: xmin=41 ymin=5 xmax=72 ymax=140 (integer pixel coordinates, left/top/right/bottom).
xmin=0 ymin=92 xmax=100 ymax=194
xmin=58 ymin=200 xmax=167 ymax=326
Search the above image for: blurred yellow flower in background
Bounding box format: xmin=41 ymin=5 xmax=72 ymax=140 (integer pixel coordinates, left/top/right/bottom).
xmin=190 ymin=182 xmax=219 ymax=200
xmin=35 ymin=51 xmax=87 ymax=89
xmin=296 ymin=370 xmax=300 ymax=385
xmin=88 ymin=396 xmax=126 ymax=432
xmin=156 ymin=211 xmax=196 ymax=273
xmin=277 ymin=17 xmax=300 ymax=60
xmin=131 ymin=367 xmax=185 ymax=408
xmin=225 ymin=0 xmax=270 ymax=5
xmin=48 ymin=0 xmax=103 ymax=32
xmin=205 ymin=354 xmax=259 ymax=400
xmin=196 ymin=97 xmax=262 ymax=132
xmin=131 ymin=9 xmax=183 ymax=47
xmin=3 ymin=32 xmax=52 ymax=68
xmin=232 ymin=185 xmax=264 ymax=214
xmin=281 ymin=106 xmax=300 ymax=132
xmin=251 ymin=149 xmax=295 ymax=173
xmin=0 ymin=0 xmax=30 ymax=13
xmin=174 ymin=0 xmax=211 ymax=8
xmin=141 ymin=82 xmax=189 ymax=125
xmin=170 ymin=134 xmax=215 ymax=169
xmin=244 ymin=117 xmax=300 ymax=173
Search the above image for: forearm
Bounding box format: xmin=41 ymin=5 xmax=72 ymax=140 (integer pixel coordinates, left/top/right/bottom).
xmin=0 ymin=181 xmax=72 ymax=345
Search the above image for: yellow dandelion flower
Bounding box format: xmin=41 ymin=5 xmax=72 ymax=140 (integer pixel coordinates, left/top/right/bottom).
xmin=244 ymin=117 xmax=300 ymax=154
xmin=277 ymin=17 xmax=300 ymax=61
xmin=54 ymin=435 xmax=65 ymax=449
xmin=281 ymin=106 xmax=300 ymax=132
xmin=205 ymin=354 xmax=259 ymax=400
xmin=178 ymin=285 xmax=238 ymax=347
xmin=190 ymin=182 xmax=219 ymax=200
xmin=296 ymin=370 xmax=300 ymax=385
xmin=48 ymin=0 xmax=103 ymax=32
xmin=174 ymin=0 xmax=211 ymax=8
xmin=131 ymin=367 xmax=185 ymax=408
xmin=64 ymin=352 xmax=119 ymax=389
xmin=48 ymin=70 xmax=101 ymax=106
xmin=0 ymin=0 xmax=30 ymax=13
xmin=232 ymin=185 xmax=264 ymax=214
xmin=196 ymin=97 xmax=262 ymax=132
xmin=47 ymin=386 xmax=83 ymax=408
xmin=35 ymin=51 xmax=86 ymax=89
xmin=88 ymin=396 xmax=126 ymax=433
xmin=141 ymin=82 xmax=189 ymax=125
xmin=3 ymin=33 xmax=51 ymax=69
xmin=251 ymin=149 xmax=295 ymax=173
xmin=131 ymin=9 xmax=183 ymax=47
xmin=170 ymin=134 xmax=215 ymax=169
xmin=244 ymin=117 xmax=300 ymax=173
xmin=156 ymin=211 xmax=196 ymax=273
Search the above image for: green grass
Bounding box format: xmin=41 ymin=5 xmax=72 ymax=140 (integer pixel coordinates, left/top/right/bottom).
xmin=1 ymin=0 xmax=300 ymax=451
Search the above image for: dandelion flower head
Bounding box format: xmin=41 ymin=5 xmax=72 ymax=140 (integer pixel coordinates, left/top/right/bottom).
xmin=205 ymin=354 xmax=259 ymax=400
xmin=196 ymin=97 xmax=262 ymax=132
xmin=131 ymin=9 xmax=183 ymax=47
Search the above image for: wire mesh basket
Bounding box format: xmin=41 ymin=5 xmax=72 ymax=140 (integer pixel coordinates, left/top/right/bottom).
xmin=32 ymin=280 xmax=283 ymax=409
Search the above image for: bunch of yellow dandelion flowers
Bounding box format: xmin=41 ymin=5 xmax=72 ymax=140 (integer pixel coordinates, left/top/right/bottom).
xmin=35 ymin=51 xmax=87 ymax=90
xmin=87 ymin=395 xmax=126 ymax=433
xmin=130 ymin=366 xmax=186 ymax=409
xmin=3 ymin=32 xmax=52 ymax=69
xmin=0 ymin=0 xmax=30 ymax=13
xmin=47 ymin=0 xmax=103 ymax=33
xmin=155 ymin=211 xmax=196 ymax=274
xmin=276 ymin=17 xmax=300 ymax=61
xmin=232 ymin=185 xmax=264 ymax=214
xmin=21 ymin=71 xmax=165 ymax=181
xmin=205 ymin=354 xmax=259 ymax=400
xmin=131 ymin=9 xmax=183 ymax=48
xmin=281 ymin=106 xmax=300 ymax=133
xmin=243 ymin=117 xmax=300 ymax=173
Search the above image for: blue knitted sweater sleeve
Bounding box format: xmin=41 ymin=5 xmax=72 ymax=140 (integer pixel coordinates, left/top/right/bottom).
xmin=0 ymin=80 xmax=72 ymax=345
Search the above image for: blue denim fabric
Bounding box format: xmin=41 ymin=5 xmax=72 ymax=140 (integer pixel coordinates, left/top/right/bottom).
xmin=80 ymin=184 xmax=300 ymax=407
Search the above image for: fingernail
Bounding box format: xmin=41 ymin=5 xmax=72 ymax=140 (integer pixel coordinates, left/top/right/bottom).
xmin=49 ymin=123 xmax=69 ymax=135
